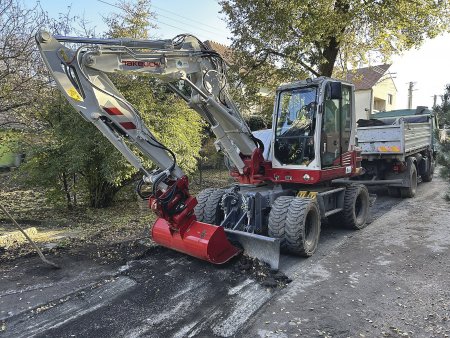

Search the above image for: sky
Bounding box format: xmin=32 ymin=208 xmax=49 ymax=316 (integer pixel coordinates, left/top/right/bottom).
xmin=34 ymin=0 xmax=450 ymax=109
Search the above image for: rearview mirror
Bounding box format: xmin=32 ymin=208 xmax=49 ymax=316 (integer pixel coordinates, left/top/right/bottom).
xmin=327 ymin=82 xmax=342 ymax=100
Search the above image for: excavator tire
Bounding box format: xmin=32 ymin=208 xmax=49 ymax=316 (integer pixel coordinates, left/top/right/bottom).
xmin=203 ymin=188 xmax=225 ymax=225
xmin=268 ymin=196 xmax=294 ymax=252
xmin=331 ymin=184 xmax=369 ymax=230
xmin=194 ymin=188 xmax=216 ymax=222
xmin=400 ymin=158 xmax=417 ymax=198
xmin=285 ymin=198 xmax=321 ymax=257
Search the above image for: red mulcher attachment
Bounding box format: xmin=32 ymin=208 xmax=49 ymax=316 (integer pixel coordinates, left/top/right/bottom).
xmin=149 ymin=176 xmax=241 ymax=264
xmin=152 ymin=218 xmax=241 ymax=264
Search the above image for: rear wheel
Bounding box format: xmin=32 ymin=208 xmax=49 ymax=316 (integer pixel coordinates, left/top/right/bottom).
xmin=400 ymin=159 xmax=417 ymax=198
xmin=331 ymin=184 xmax=369 ymax=230
xmin=203 ymin=189 xmax=225 ymax=225
xmin=194 ymin=188 xmax=216 ymax=222
xmin=421 ymin=158 xmax=434 ymax=182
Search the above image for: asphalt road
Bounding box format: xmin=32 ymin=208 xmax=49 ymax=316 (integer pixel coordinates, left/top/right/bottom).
xmin=1 ymin=176 xmax=448 ymax=337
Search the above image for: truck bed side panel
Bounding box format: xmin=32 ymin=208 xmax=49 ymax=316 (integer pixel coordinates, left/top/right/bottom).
xmin=357 ymin=119 xmax=431 ymax=157
xmin=404 ymin=122 xmax=432 ymax=154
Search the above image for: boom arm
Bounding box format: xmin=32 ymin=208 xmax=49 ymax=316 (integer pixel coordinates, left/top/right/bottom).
xmin=35 ymin=31 xmax=258 ymax=183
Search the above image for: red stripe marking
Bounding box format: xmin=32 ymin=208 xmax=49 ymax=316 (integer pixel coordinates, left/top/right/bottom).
xmin=120 ymin=122 xmax=136 ymax=130
xmin=103 ymin=107 xmax=123 ymax=116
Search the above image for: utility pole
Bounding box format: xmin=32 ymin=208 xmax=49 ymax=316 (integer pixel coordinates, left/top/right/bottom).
xmin=433 ymin=94 xmax=437 ymax=108
xmin=407 ymin=82 xmax=416 ymax=109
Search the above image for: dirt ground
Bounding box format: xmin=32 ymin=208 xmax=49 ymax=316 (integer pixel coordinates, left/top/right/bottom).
xmin=0 ymin=171 xmax=449 ymax=337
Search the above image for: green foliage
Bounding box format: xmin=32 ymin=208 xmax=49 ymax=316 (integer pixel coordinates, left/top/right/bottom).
xmin=111 ymin=76 xmax=205 ymax=174
xmin=435 ymin=84 xmax=450 ymax=199
xmin=245 ymin=114 xmax=269 ymax=131
xmin=0 ymin=131 xmax=19 ymax=167
xmin=221 ymin=0 xmax=450 ymax=79
xmin=434 ymin=84 xmax=450 ymax=127
xmin=225 ymin=55 xmax=297 ymax=121
xmin=19 ymin=95 xmax=132 ymax=207
xmin=104 ymin=0 xmax=156 ymax=39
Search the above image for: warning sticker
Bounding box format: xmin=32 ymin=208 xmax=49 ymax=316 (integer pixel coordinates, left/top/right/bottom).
xmin=378 ymin=145 xmax=401 ymax=152
xmin=67 ymin=87 xmax=83 ymax=102
xmin=297 ymin=191 xmax=318 ymax=199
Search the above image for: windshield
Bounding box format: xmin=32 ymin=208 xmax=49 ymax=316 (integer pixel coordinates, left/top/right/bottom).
xmin=274 ymin=87 xmax=317 ymax=165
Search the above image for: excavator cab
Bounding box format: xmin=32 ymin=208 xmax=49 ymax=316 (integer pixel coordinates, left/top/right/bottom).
xmin=271 ymin=78 xmax=358 ymax=184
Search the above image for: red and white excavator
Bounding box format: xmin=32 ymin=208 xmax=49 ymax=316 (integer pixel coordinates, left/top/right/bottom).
xmin=36 ymin=31 xmax=370 ymax=268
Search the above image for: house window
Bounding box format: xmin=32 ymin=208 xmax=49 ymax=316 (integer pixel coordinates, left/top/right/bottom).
xmin=388 ymin=94 xmax=393 ymax=105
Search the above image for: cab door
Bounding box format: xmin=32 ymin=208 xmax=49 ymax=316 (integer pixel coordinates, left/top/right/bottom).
xmin=321 ymin=84 xmax=352 ymax=168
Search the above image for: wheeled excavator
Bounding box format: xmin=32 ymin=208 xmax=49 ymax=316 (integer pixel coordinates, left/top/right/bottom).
xmin=36 ymin=31 xmax=370 ymax=268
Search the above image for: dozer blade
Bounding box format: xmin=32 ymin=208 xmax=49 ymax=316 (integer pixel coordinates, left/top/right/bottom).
xmin=225 ymin=229 xmax=281 ymax=269
xmin=151 ymin=218 xmax=241 ymax=264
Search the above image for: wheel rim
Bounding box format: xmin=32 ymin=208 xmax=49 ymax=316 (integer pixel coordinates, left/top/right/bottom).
xmin=304 ymin=208 xmax=318 ymax=249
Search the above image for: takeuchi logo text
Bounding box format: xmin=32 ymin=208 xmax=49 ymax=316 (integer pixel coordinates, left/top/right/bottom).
xmin=121 ymin=60 xmax=161 ymax=67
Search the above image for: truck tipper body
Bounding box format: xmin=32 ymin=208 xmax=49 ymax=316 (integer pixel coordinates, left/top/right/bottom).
xmin=354 ymin=107 xmax=438 ymax=198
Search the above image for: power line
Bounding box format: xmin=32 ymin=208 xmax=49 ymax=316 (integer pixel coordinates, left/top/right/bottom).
xmin=154 ymin=12 xmax=228 ymax=39
xmin=151 ymin=4 xmax=223 ymax=32
xmin=96 ymin=0 xmax=228 ymax=42
xmin=153 ymin=18 xmax=208 ymax=41
xmin=97 ymin=0 xmax=121 ymax=9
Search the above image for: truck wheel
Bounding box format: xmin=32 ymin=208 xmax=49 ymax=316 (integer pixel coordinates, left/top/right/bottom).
xmin=203 ymin=189 xmax=225 ymax=225
xmin=336 ymin=184 xmax=370 ymax=230
xmin=285 ymin=198 xmax=321 ymax=257
xmin=268 ymin=196 xmax=294 ymax=252
xmin=400 ymin=160 xmax=417 ymax=198
xmin=387 ymin=186 xmax=401 ymax=198
xmin=194 ymin=188 xmax=216 ymax=222
xmin=421 ymin=158 xmax=434 ymax=182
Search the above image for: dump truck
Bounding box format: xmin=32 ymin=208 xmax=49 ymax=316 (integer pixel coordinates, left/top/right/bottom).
xmin=353 ymin=107 xmax=438 ymax=197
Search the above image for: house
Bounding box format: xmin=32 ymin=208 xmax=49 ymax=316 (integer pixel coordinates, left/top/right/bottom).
xmin=203 ymin=40 xmax=234 ymax=65
xmin=346 ymin=64 xmax=397 ymax=121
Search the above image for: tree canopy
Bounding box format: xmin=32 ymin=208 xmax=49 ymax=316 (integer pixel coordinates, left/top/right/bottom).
xmin=221 ymin=0 xmax=450 ymax=78
xmin=0 ymin=1 xmax=49 ymax=118
xmin=434 ymin=84 xmax=450 ymax=127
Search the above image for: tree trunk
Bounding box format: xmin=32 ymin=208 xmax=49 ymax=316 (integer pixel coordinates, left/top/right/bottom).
xmin=319 ymin=36 xmax=340 ymax=77
xmin=318 ymin=0 xmax=349 ymax=77
xmin=61 ymin=172 xmax=73 ymax=209
xmin=86 ymin=175 xmax=120 ymax=208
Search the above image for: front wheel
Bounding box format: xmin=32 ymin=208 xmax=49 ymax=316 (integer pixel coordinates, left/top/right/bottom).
xmin=268 ymin=196 xmax=321 ymax=257
xmin=285 ymin=198 xmax=321 ymax=256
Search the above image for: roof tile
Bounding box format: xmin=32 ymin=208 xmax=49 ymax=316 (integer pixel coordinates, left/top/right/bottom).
xmin=346 ymin=64 xmax=391 ymax=91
